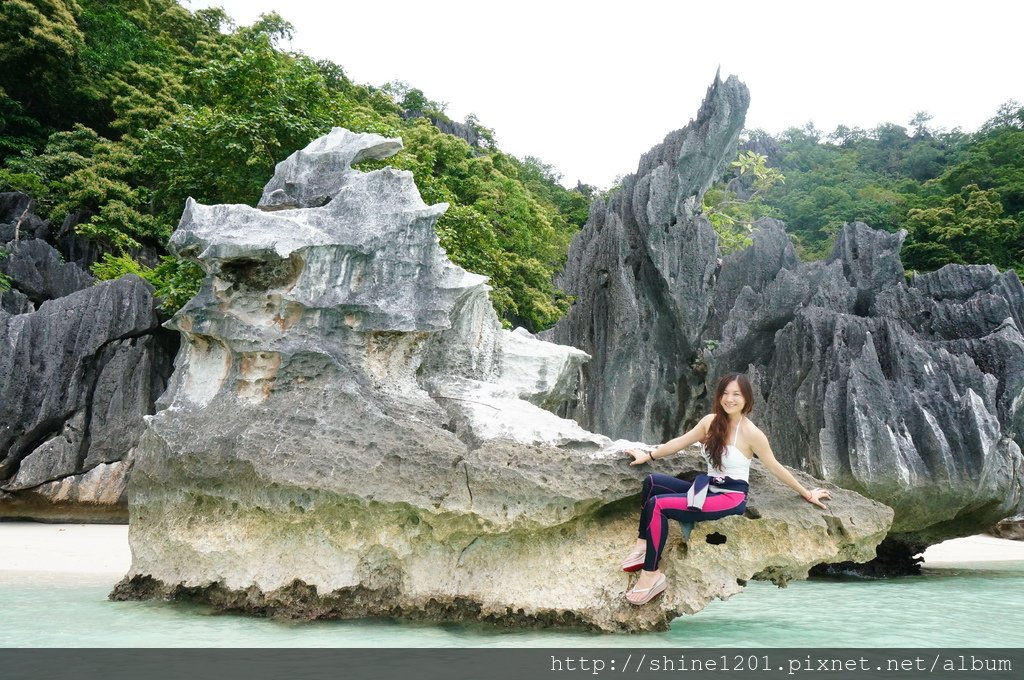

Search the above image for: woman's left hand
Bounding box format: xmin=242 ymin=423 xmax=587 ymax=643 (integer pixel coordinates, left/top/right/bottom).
xmin=804 ymin=488 xmax=831 ymax=510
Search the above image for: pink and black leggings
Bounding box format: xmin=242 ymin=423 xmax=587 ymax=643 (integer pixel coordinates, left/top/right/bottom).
xmin=638 ymin=473 xmax=748 ymax=571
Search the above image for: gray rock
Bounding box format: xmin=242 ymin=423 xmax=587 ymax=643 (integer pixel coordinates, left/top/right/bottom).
xmin=0 ymin=276 xmax=173 ymax=504
xmin=0 ymin=192 xmax=34 ymax=224
xmin=7 ymin=411 xmax=87 ymax=490
xmin=116 ymin=123 xmax=889 ymax=632
xmin=0 ymin=238 xmax=94 ymax=304
xmin=258 ymin=128 xmax=404 ymax=210
xmin=0 ymin=459 xmax=132 ymax=522
xmin=749 ymin=227 xmax=1024 ymax=549
xmin=555 ymin=199 xmax=1024 ymax=549
xmin=0 ymin=192 xmax=48 ymax=242
xmin=400 ymin=111 xmax=482 ymax=148
xmin=54 ymin=211 xmax=102 ymax=270
xmin=1 ymin=289 xmax=34 ymax=315
xmin=539 ymin=75 xmax=1023 ymax=554
xmin=704 ymin=218 xmax=803 ymax=370
xmin=990 ymin=513 xmax=1024 ymax=540
xmin=429 ymin=115 xmax=480 ymax=147
xmin=544 ymin=73 xmax=750 ymax=442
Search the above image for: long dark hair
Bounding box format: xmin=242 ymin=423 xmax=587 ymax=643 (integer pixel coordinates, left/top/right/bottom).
xmin=704 ymin=372 xmax=754 ymax=470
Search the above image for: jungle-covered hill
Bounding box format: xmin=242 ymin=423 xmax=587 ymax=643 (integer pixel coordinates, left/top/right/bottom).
xmin=0 ymin=0 xmax=590 ymax=331
xmin=711 ymin=111 xmax=1024 ymax=276
xmin=2 ymin=1 xmax=1022 ymax=331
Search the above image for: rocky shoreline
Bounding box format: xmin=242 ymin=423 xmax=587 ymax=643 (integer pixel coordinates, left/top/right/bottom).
xmin=2 ymin=74 xmax=1022 ymax=630
xmin=111 ymin=104 xmax=891 ymax=631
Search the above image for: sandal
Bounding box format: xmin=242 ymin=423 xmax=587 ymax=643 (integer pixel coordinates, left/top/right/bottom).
xmin=619 ymin=547 xmax=646 ymax=572
xmin=625 ymin=573 xmax=667 ymax=605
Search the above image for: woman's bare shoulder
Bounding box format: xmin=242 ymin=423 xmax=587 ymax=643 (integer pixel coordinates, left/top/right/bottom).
xmin=698 ymin=413 xmax=716 ymax=425
xmin=688 ymin=413 xmax=715 ymax=438
xmin=741 ymin=418 xmax=770 ymax=443
xmin=741 ymin=416 xmax=763 ymax=431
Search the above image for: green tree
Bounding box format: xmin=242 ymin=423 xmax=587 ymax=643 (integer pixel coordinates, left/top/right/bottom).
xmin=909 ymin=111 xmax=934 ymax=138
xmin=139 ymin=16 xmax=347 ymax=223
xmin=977 ymin=100 xmax=1024 ymax=137
xmin=0 ymin=0 xmax=85 ymax=154
xmin=941 ymin=129 xmax=1024 ymax=217
xmin=903 ymin=184 xmax=1022 ymax=273
xmin=702 ymin=150 xmax=785 ymax=253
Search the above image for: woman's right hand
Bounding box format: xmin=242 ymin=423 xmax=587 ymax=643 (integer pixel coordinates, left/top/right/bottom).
xmin=804 ymin=488 xmax=831 ymax=510
xmin=625 ymin=448 xmax=652 ymax=466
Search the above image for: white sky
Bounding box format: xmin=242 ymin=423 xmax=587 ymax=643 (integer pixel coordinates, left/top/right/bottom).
xmin=183 ymin=0 xmax=1023 ymax=189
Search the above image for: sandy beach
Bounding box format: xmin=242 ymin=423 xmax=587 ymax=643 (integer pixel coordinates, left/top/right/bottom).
xmin=0 ymin=522 xmax=131 ymax=575
xmin=919 ymin=533 xmax=1024 ymax=563
xmin=1 ymin=521 xmax=1023 ymax=577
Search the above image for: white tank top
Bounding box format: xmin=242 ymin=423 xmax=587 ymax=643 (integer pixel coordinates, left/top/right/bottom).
xmin=702 ymin=417 xmax=751 ymax=482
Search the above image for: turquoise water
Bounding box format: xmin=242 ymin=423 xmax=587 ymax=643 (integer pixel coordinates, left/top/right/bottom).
xmin=3 ymin=563 xmax=1024 ymax=647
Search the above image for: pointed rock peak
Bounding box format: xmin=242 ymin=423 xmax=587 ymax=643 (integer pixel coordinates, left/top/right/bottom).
xmin=829 ymin=221 xmax=907 ymax=289
xmin=258 ymin=128 xmax=404 ymax=211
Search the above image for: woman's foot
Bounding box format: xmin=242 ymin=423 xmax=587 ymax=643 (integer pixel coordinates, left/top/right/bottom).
xmin=619 ymin=539 xmax=647 ymax=572
xmin=625 ymin=569 xmax=667 ymax=605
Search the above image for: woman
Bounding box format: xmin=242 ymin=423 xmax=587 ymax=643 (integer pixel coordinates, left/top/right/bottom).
xmin=620 ymin=372 xmax=831 ymax=605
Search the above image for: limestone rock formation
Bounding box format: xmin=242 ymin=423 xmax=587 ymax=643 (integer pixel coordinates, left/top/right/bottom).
xmin=114 ymin=125 xmax=890 ymax=632
xmin=258 ymin=128 xmax=403 ymax=210
xmin=0 ymin=192 xmax=48 ymax=243
xmin=544 ymin=72 xmax=1023 ymax=554
xmin=721 ymin=222 xmax=1024 ymax=551
xmin=0 ymin=276 xmax=175 ymax=520
xmin=1 ymin=288 xmax=33 ymax=315
xmin=990 ymin=514 xmax=1024 ymax=540
xmin=0 ymin=238 xmax=95 ymax=304
xmin=543 ymin=73 xmax=749 ymax=443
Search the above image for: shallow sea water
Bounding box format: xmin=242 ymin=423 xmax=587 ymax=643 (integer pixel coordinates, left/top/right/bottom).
xmin=3 ymin=561 xmax=1024 ymax=647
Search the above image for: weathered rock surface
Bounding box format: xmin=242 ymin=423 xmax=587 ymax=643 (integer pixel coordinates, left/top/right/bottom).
xmin=258 ymin=128 xmax=403 ymax=211
xmin=543 ymin=73 xmax=750 ymax=444
xmin=708 ymin=222 xmax=1024 ymax=552
xmin=427 ymin=115 xmax=480 ymax=148
xmin=114 ymin=123 xmax=890 ymax=632
xmin=0 ymin=192 xmax=48 ymax=242
xmin=990 ymin=514 xmax=1024 ymax=540
xmin=1 ymin=288 xmax=33 ymax=315
xmin=0 ymin=276 xmax=176 ymax=520
xmin=1 ymin=238 xmax=95 ymax=304
xmin=399 ymin=110 xmax=482 ymax=148
xmin=53 ymin=210 xmax=102 ymax=270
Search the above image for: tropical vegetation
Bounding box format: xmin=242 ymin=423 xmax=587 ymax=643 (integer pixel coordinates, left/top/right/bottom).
xmin=730 ymin=108 xmax=1024 ymax=275
xmin=0 ymin=0 xmax=590 ymax=330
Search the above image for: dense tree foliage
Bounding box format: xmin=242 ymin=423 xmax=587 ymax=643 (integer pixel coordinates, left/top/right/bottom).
xmin=731 ymin=106 xmax=1024 ymax=274
xmin=0 ymin=0 xmax=588 ymax=330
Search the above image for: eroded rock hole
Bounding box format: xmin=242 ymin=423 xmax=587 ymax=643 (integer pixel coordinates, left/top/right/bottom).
xmin=220 ymin=256 xmax=300 ymax=291
xmin=705 ymin=532 xmax=727 ymax=545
